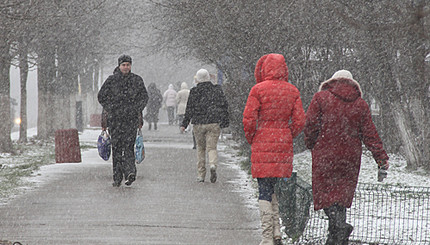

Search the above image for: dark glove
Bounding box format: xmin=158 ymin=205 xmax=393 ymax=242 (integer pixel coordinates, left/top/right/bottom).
xmin=377 ymin=159 xmax=389 ymax=170
xmin=377 ymin=159 xmax=389 ymax=182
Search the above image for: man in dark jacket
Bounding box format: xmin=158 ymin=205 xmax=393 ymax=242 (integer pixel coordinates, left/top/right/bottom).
xmin=180 ymin=69 xmax=229 ymax=183
xmin=98 ymin=55 xmax=148 ymax=187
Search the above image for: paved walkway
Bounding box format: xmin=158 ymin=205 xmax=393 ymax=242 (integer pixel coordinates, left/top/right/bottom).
xmin=0 ymin=124 xmax=261 ymax=245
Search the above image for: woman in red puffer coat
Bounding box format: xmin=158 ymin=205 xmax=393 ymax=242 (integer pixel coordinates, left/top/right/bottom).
xmin=304 ymin=70 xmax=389 ymax=245
xmin=243 ymin=53 xmax=305 ymax=245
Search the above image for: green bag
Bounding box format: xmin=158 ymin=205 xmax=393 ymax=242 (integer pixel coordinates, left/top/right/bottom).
xmin=275 ymin=172 xmax=312 ymax=241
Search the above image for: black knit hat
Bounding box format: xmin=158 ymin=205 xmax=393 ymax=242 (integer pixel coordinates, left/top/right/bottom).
xmin=118 ymin=55 xmax=132 ymax=65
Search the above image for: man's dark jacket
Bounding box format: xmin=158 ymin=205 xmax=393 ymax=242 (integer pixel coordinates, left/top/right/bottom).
xmin=181 ymin=81 xmax=229 ymax=128
xmin=98 ymin=68 xmax=148 ymax=127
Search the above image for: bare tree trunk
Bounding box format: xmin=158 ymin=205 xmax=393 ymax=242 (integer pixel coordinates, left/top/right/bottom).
xmin=19 ymin=43 xmax=28 ymax=143
xmin=68 ymin=94 xmax=75 ymax=129
xmin=409 ymin=1 xmax=430 ymax=170
xmin=80 ymin=64 xmax=93 ymax=127
xmin=395 ymin=1 xmax=430 ymax=170
xmin=51 ymin=93 xmax=73 ymax=131
xmin=392 ymin=102 xmax=421 ymax=169
xmin=93 ymin=61 xmax=101 ymax=114
xmin=0 ymin=36 xmax=13 ymax=152
xmin=37 ymin=49 xmax=56 ymax=139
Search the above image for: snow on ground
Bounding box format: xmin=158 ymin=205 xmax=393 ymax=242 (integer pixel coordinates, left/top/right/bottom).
xmin=219 ymin=142 xmax=259 ymax=211
xmin=5 ymin=128 xmax=430 ymax=205
xmin=292 ymin=148 xmax=430 ymax=188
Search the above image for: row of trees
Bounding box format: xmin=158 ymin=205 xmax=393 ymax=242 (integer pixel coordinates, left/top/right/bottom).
xmin=0 ymin=0 xmax=139 ymax=151
xmin=145 ymin=0 xmax=430 ymax=171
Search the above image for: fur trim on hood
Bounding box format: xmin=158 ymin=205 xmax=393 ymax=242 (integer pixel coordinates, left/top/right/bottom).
xmin=319 ymin=70 xmax=363 ymax=98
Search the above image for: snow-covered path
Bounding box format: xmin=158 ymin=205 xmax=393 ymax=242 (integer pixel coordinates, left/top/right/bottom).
xmin=1 ymin=125 xmax=260 ymax=244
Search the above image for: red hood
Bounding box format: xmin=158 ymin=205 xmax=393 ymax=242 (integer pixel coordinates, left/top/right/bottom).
xmin=254 ymin=53 xmax=288 ymax=83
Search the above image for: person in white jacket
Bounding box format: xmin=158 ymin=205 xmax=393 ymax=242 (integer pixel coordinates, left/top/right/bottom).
xmin=163 ymin=84 xmax=178 ymax=125
xmin=176 ymin=82 xmax=190 ymax=132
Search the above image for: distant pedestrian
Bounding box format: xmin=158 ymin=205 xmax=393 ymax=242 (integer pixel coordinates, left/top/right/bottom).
xmin=163 ymin=84 xmax=177 ymax=125
xmin=144 ymin=82 xmax=163 ymax=130
xmin=180 ymin=69 xmax=229 ymax=183
xmin=304 ymin=70 xmax=389 ymax=245
xmin=243 ymin=53 xmax=305 ymax=245
xmin=98 ymin=55 xmax=148 ymax=187
xmin=190 ymin=77 xmax=198 ymax=149
xmin=176 ymin=82 xmax=190 ymax=133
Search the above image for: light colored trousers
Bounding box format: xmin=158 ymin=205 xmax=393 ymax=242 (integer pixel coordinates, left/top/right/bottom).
xmin=193 ymin=123 xmax=221 ymax=180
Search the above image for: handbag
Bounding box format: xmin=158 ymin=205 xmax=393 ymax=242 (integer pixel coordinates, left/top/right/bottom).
xmin=135 ymin=128 xmax=145 ymax=164
xmin=97 ymin=130 xmax=111 ymax=161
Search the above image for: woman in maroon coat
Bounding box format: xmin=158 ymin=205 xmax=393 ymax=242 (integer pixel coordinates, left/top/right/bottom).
xmin=243 ymin=53 xmax=305 ymax=245
xmin=304 ymin=70 xmax=389 ymax=245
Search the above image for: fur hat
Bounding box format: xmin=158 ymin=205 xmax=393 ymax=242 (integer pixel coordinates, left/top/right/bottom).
xmin=118 ymin=55 xmax=132 ymax=65
xmin=195 ymin=69 xmax=210 ymax=83
xmin=331 ymin=70 xmax=354 ymax=80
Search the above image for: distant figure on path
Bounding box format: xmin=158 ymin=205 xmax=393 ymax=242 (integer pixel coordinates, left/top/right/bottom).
xmin=304 ymin=69 xmax=389 ymax=245
xmin=163 ymin=84 xmax=177 ymax=125
xmin=243 ymin=53 xmax=305 ymax=245
xmin=180 ymin=69 xmax=229 ymax=183
xmin=176 ymin=82 xmax=190 ymax=133
xmin=144 ymin=82 xmax=163 ymax=130
xmin=98 ymin=55 xmax=148 ymax=187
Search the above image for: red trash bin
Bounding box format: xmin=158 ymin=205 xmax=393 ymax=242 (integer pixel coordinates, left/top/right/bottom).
xmin=55 ymin=128 xmax=81 ymax=163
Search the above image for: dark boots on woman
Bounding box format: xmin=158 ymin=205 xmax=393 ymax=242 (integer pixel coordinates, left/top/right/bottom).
xmin=324 ymin=204 xmax=353 ymax=245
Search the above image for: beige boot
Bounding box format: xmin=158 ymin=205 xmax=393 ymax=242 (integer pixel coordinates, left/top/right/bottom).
xmin=271 ymin=194 xmax=282 ymax=244
xmin=259 ymin=200 xmax=274 ymax=245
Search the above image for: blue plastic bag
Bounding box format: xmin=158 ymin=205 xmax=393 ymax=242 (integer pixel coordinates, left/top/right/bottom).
xmin=97 ymin=130 xmax=111 ymax=161
xmin=135 ymin=129 xmax=145 ymax=164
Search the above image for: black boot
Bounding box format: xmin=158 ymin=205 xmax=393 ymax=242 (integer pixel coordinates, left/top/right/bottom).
xmin=325 ymin=204 xmax=353 ymax=245
xmin=324 ymin=207 xmax=337 ymax=245
xmin=337 ymin=223 xmax=353 ymax=245
xmin=154 ymin=123 xmax=157 ymax=130
xmin=325 ymin=222 xmax=336 ymax=245
xmin=148 ymin=123 xmax=152 ymax=130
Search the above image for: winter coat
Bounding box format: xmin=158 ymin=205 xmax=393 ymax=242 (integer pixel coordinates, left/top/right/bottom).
xmin=98 ymin=67 xmax=148 ymax=128
xmin=242 ymin=53 xmax=306 ymax=179
xmin=144 ymin=82 xmax=163 ymax=123
xmin=176 ymin=82 xmax=190 ymax=115
xmin=163 ymin=84 xmax=177 ymax=107
xmin=181 ymin=81 xmax=229 ymax=128
xmin=304 ymin=75 xmax=388 ymax=211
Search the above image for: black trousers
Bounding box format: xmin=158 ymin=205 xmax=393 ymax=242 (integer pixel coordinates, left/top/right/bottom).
xmin=109 ymin=120 xmax=137 ymax=183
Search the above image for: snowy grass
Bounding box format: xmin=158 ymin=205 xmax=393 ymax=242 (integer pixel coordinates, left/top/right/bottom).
xmin=0 ymin=138 xmax=55 ymax=204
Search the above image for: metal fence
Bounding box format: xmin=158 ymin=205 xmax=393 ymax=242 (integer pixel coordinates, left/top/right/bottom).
xmin=277 ymin=174 xmax=430 ymax=245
